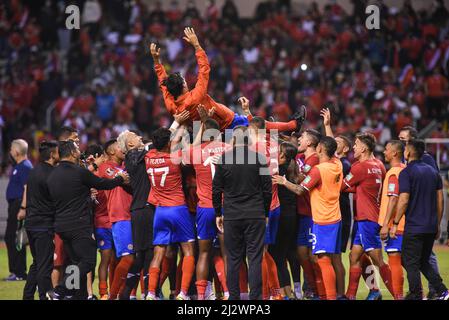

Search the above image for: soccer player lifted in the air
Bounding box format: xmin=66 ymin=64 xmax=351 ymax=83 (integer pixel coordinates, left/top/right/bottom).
xmin=149 ymin=27 xmax=306 ymax=133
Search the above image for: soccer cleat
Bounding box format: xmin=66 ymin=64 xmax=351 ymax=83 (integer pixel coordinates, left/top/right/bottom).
xmin=404 ymin=292 xmax=422 ymax=300
xmin=438 ymin=290 xmax=449 ymax=300
xmin=176 ymin=292 xmax=191 ymax=300
xmin=292 ymin=105 xmax=307 ymax=132
xmin=270 ymin=295 xmax=284 ymax=300
xmin=169 ymin=293 xmax=176 ymax=300
xmin=427 ymin=290 xmax=439 ymax=300
xmin=130 ymin=295 xmax=137 ymax=300
xmin=100 ymin=294 xmax=109 ymax=300
xmin=88 ymin=295 xmax=98 ymax=300
xmin=366 ymin=290 xmax=382 ymax=300
xmin=337 ymin=295 xmax=349 ymax=300
xmin=3 ymin=273 xmax=25 ymax=281
xmin=205 ymin=292 xmax=216 ymax=300
xmin=146 ymin=293 xmax=157 ymax=301
xmin=46 ymin=289 xmax=61 ymax=300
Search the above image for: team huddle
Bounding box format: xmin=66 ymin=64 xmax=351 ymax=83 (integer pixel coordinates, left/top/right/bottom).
xmin=20 ymin=28 xmax=449 ymax=301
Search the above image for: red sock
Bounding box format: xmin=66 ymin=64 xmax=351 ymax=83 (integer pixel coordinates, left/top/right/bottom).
xmin=301 ymin=259 xmax=317 ymax=294
xmin=148 ymin=267 xmax=160 ymax=295
xmin=312 ymin=261 xmax=326 ymax=300
xmin=159 ymin=256 xmax=173 ymax=287
xmin=379 ymin=264 xmax=395 ymax=297
xmin=265 ymin=252 xmax=281 ymax=296
xmin=108 ymin=256 xmax=118 ymax=289
xmin=213 ymin=255 xmax=228 ymax=292
xmin=239 ymin=262 xmax=248 ymax=293
xmin=99 ymin=280 xmax=108 ymax=296
xmin=109 ymin=255 xmax=134 ymax=300
xmin=346 ymin=266 xmax=362 ymax=300
xmin=262 ymin=256 xmax=270 ymax=300
xmin=196 ymin=280 xmax=208 ymax=300
xmin=317 ymin=256 xmax=337 ymax=300
xmin=247 ymin=114 xmax=296 ymax=132
xmin=388 ymin=255 xmax=404 ymax=299
xmin=361 ymin=254 xmax=379 ymax=291
xmin=175 ymin=257 xmax=183 ymax=296
xmin=181 ymin=256 xmax=195 ymax=295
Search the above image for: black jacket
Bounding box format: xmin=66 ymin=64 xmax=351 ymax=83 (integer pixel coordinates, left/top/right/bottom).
xmin=25 ymin=162 xmax=55 ymax=230
xmin=124 ymin=146 xmax=152 ymax=212
xmin=212 ymin=145 xmax=272 ymax=220
xmin=47 ymin=161 xmax=124 ymax=232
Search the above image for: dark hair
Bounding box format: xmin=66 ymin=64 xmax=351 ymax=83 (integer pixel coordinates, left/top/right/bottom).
xmin=58 ymin=126 xmax=77 ymax=141
xmin=103 ymin=139 xmax=117 ymax=155
xmin=232 ymin=125 xmax=249 ymax=145
xmin=39 ymin=141 xmax=58 ymax=162
xmin=400 ymin=126 xmax=418 ymax=139
xmin=387 ymin=140 xmax=404 ymax=156
xmin=58 ymin=140 xmax=77 ymax=159
xmin=407 ymin=139 xmax=425 ymax=159
xmin=319 ymin=136 xmax=337 ymax=158
xmin=204 ymin=118 xmax=220 ymax=131
xmin=337 ymin=135 xmax=352 ymax=151
xmin=85 ymin=144 xmax=104 ymax=158
xmin=304 ymin=129 xmax=321 ymax=148
xmin=161 ymin=72 xmax=184 ymax=99
xmin=249 ymin=116 xmax=266 ymax=130
xmin=152 ymin=127 xmax=172 ymax=151
xmin=356 ymin=132 xmax=376 ymax=153
xmin=280 ymin=142 xmax=299 ymax=182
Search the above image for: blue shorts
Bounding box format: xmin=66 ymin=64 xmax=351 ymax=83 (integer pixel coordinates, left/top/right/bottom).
xmin=112 ymin=220 xmax=134 ymax=258
xmin=228 ymin=113 xmax=249 ymax=129
xmin=153 ymin=205 xmax=196 ymax=245
xmin=384 ymin=234 xmax=403 ymax=253
xmin=95 ymin=227 xmax=113 ymax=251
xmin=311 ymin=221 xmax=342 ymax=255
xmin=196 ymin=207 xmax=217 ymax=240
xmin=297 ymin=215 xmax=313 ymax=247
xmin=352 ymin=220 xmax=382 ymax=252
xmin=265 ymin=207 xmax=281 ymax=244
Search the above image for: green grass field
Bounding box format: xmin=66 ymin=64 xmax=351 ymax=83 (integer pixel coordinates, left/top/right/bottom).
xmin=1 ymin=242 xmax=449 ymax=300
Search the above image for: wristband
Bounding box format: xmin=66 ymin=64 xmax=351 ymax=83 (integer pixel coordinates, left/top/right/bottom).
xmin=393 ymin=221 xmax=399 ymax=226
xmin=20 ymin=206 xmax=26 ymax=210
xmin=170 ymin=121 xmax=180 ymax=131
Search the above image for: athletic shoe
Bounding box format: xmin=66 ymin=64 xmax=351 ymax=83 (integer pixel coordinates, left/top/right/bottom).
xmin=130 ymin=295 xmax=137 ymax=300
xmin=303 ymin=291 xmax=319 ymax=300
xmin=404 ymin=292 xmax=422 ymax=300
xmin=100 ymin=294 xmax=109 ymax=300
xmin=169 ymin=293 xmax=176 ymax=300
xmin=270 ymin=295 xmax=284 ymax=300
xmin=438 ymin=290 xmax=449 ymax=300
xmin=157 ymin=291 xmax=165 ymax=300
xmin=205 ymin=292 xmax=216 ymax=300
xmin=292 ymin=105 xmax=307 ymax=132
xmin=88 ymin=295 xmax=98 ymax=300
xmin=366 ymin=290 xmax=382 ymax=300
xmin=3 ymin=273 xmax=25 ymax=281
xmin=146 ymin=293 xmax=157 ymax=300
xmin=337 ymin=295 xmax=349 ymax=300
xmin=46 ymin=289 xmax=61 ymax=300
xmin=176 ymin=292 xmax=191 ymax=300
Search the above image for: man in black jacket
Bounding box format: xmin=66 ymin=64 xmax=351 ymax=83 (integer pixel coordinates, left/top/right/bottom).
xmin=46 ymin=140 xmax=128 ymax=300
xmin=116 ymin=130 xmax=155 ymax=299
xmin=212 ymin=125 xmax=272 ymax=300
xmin=22 ymin=141 xmax=59 ymax=300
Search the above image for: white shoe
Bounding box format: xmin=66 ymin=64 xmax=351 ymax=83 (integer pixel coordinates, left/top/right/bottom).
xmin=146 ymin=293 xmax=157 ymax=300
xmin=176 ymin=292 xmax=191 ymax=300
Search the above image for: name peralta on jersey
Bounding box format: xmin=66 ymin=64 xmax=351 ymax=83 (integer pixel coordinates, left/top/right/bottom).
xmin=145 ymin=149 xmax=186 ymax=207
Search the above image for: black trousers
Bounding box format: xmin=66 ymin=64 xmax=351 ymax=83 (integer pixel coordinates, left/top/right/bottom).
xmin=269 ymin=214 xmax=297 ymax=288
xmin=5 ymin=199 xmax=27 ymax=278
xmin=224 ymin=219 xmax=265 ymax=300
xmin=402 ymin=232 xmax=447 ymax=299
xmin=54 ymin=228 xmax=97 ymax=300
xmin=23 ymin=229 xmax=55 ymax=300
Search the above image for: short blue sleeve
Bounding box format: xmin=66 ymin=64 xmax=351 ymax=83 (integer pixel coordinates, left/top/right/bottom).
xmin=398 ymin=169 xmax=410 ymax=194
xmin=18 ymin=162 xmax=32 ymax=186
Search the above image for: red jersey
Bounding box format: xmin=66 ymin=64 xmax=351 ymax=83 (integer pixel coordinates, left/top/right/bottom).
xmin=296 ymin=152 xmax=319 ymax=216
xmin=145 ymin=149 xmax=185 ymax=207
xmin=253 ymin=139 xmax=280 ymax=211
xmin=343 ymin=159 xmax=386 ymax=223
xmin=93 ymin=172 xmax=111 ymax=229
xmin=186 ymin=141 xmax=229 ymax=208
xmin=98 ymin=161 xmax=132 ymax=223
xmin=155 ymin=49 xmax=235 ymax=131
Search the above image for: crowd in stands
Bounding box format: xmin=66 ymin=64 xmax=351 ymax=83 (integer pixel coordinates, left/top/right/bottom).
xmin=1 ymin=0 xmax=449 ymax=173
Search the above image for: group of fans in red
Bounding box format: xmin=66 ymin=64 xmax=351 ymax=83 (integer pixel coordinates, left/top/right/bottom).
xmin=21 ymin=27 xmax=449 ymax=301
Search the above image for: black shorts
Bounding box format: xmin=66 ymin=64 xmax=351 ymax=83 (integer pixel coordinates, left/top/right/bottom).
xmin=131 ymin=204 xmax=155 ymax=252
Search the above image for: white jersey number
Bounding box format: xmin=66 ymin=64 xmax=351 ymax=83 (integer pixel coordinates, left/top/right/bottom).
xmin=147 ymin=167 xmax=169 ymax=187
